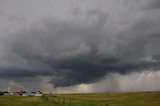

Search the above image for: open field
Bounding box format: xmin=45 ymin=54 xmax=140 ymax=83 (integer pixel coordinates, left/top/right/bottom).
xmin=0 ymin=92 xmax=160 ymax=106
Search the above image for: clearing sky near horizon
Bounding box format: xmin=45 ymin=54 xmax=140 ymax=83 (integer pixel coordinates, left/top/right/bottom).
xmin=0 ymin=0 xmax=160 ymax=92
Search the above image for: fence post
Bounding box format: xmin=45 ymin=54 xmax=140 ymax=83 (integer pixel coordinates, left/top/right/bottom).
xmin=106 ymin=104 xmax=108 ymax=106
xmin=58 ymin=98 xmax=60 ymax=106
xmin=82 ymin=100 xmax=84 ymax=106
xmin=63 ymin=98 xmax=65 ymax=106
xmin=69 ymin=99 xmax=71 ymax=106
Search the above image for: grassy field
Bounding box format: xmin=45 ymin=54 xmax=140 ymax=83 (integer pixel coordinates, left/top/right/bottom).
xmin=0 ymin=92 xmax=160 ymax=106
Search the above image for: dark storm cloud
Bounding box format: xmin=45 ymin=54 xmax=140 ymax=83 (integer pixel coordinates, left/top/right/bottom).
xmin=0 ymin=67 xmax=54 ymax=78
xmin=1 ymin=0 xmax=160 ymax=88
xmin=146 ymin=0 xmax=160 ymax=9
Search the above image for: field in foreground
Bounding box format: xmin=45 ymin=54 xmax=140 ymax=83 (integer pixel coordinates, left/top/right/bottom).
xmin=0 ymin=92 xmax=160 ymax=106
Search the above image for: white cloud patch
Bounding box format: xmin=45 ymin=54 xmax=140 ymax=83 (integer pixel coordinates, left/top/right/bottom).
xmin=0 ymin=76 xmax=54 ymax=92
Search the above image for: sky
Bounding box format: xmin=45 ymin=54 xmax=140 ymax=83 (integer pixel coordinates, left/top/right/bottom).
xmin=0 ymin=0 xmax=160 ymax=92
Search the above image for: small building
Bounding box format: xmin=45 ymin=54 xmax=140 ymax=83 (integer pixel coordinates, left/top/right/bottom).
xmin=22 ymin=91 xmax=43 ymax=97
xmin=33 ymin=93 xmax=42 ymax=96
xmin=4 ymin=92 xmax=10 ymax=96
xmin=22 ymin=93 xmax=28 ymax=96
xmin=22 ymin=93 xmax=34 ymax=96
xmin=10 ymin=92 xmax=20 ymax=96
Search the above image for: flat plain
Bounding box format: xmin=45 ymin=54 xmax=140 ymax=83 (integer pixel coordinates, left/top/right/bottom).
xmin=0 ymin=92 xmax=160 ymax=106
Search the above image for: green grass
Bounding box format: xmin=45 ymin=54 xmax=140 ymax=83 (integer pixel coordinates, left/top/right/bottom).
xmin=0 ymin=96 xmax=54 ymax=106
xmin=51 ymin=91 xmax=160 ymax=106
xmin=0 ymin=92 xmax=160 ymax=106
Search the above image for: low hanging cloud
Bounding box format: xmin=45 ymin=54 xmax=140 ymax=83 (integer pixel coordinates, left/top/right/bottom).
xmin=1 ymin=70 xmax=159 ymax=93
xmin=0 ymin=0 xmax=160 ymax=92
xmin=54 ymin=70 xmax=160 ymax=93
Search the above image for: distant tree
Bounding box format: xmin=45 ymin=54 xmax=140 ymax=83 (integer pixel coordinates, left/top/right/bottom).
xmin=38 ymin=91 xmax=43 ymax=94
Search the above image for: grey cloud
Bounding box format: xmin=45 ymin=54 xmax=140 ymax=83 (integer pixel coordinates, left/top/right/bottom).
xmin=0 ymin=76 xmax=54 ymax=92
xmin=54 ymin=71 xmax=160 ymax=93
xmin=146 ymin=0 xmax=160 ymax=10
xmin=0 ymin=0 xmax=160 ymax=90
